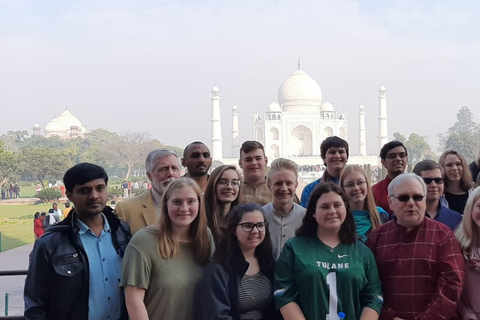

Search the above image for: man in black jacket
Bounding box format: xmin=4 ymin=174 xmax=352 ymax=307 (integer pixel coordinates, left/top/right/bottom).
xmin=24 ymin=163 xmax=131 ymax=320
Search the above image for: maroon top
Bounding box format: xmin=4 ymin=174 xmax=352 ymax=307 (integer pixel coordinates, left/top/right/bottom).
xmin=372 ymin=176 xmax=393 ymax=216
xmin=367 ymin=217 xmax=465 ymax=320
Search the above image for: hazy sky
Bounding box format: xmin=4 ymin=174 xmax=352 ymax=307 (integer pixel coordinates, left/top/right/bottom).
xmin=1 ymin=0 xmax=479 ymax=158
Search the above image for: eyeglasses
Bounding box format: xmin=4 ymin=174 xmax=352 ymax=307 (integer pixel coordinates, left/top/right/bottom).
xmin=238 ymin=222 xmax=268 ymax=232
xmin=390 ymin=194 xmax=425 ymax=202
xmin=422 ymin=177 xmax=444 ymax=185
xmin=218 ymin=180 xmax=241 ymax=187
xmin=343 ymin=180 xmax=366 ymax=189
xmin=385 ymin=152 xmax=408 ymax=159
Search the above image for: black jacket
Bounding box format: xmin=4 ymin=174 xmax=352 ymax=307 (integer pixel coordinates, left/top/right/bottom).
xmin=24 ymin=207 xmax=131 ymax=320
xmin=195 ymin=251 xmax=280 ymax=320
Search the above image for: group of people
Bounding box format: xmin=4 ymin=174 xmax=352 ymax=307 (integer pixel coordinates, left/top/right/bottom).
xmin=23 ymin=137 xmax=480 ymax=320
xmin=1 ymin=182 xmax=20 ymax=199
xmin=32 ymin=202 xmax=72 ymax=239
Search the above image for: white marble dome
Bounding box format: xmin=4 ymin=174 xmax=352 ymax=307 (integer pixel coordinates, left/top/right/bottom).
xmin=43 ymin=109 xmax=85 ymax=139
xmin=56 ymin=110 xmax=84 ymax=130
xmin=278 ymin=68 xmax=322 ymax=112
xmin=321 ymin=100 xmax=334 ymax=112
xmin=267 ymin=101 xmax=282 ymax=112
xmin=44 ymin=118 xmax=67 ymax=132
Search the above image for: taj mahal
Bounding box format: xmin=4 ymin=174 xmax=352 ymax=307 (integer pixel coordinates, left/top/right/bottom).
xmin=31 ymin=109 xmax=86 ymax=139
xmin=211 ymin=62 xmax=389 ymax=167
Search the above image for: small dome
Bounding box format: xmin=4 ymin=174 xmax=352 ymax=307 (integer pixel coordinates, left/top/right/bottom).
xmin=212 ymin=86 xmax=220 ymax=92
xmin=232 ymin=104 xmax=238 ymax=110
xmin=267 ymin=101 xmax=281 ymax=112
xmin=45 ymin=118 xmax=67 ymax=132
xmin=56 ymin=110 xmax=84 ymax=129
xmin=379 ymin=84 xmax=386 ymax=91
xmin=321 ymin=101 xmax=334 ymax=112
xmin=278 ymin=68 xmax=322 ymax=111
xmin=33 ymin=123 xmax=41 ymax=128
xmin=359 ymin=104 xmax=365 ymax=109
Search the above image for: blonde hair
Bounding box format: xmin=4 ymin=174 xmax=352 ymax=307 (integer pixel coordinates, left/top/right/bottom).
xmin=267 ymin=158 xmax=298 ymax=182
xmin=455 ymin=186 xmax=480 ymax=260
xmin=340 ymin=165 xmax=382 ymax=230
xmin=157 ymin=177 xmax=211 ymax=264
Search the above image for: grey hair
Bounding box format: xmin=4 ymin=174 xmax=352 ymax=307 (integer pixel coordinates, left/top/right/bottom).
xmin=145 ymin=148 xmax=180 ymax=173
xmin=388 ymin=173 xmax=427 ymax=196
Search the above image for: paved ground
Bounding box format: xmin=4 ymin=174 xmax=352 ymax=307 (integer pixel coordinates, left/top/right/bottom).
xmin=0 ymin=243 xmax=33 ymax=316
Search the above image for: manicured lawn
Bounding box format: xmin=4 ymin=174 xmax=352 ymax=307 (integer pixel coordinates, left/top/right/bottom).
xmin=0 ymin=204 xmax=52 ymax=252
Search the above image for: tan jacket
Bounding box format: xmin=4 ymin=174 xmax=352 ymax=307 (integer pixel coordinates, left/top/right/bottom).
xmin=115 ymin=190 xmax=157 ymax=235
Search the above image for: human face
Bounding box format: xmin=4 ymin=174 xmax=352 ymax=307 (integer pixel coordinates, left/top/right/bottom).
xmin=314 ymin=191 xmax=346 ymax=234
xmin=239 ymin=148 xmax=268 ymax=183
xmin=268 ymin=169 xmax=298 ymax=208
xmin=148 ymin=155 xmax=181 ymax=195
xmin=182 ymin=143 xmax=212 ymax=178
xmin=420 ymin=169 xmax=444 ymax=202
xmin=442 ymin=154 xmax=463 ymax=183
xmin=167 ymin=187 xmax=199 ymax=230
xmin=66 ymin=178 xmax=107 ymax=219
xmin=471 ymin=198 xmax=480 ymax=229
xmin=381 ymin=146 xmax=408 ymax=178
xmin=389 ymin=178 xmax=426 ymax=230
xmin=342 ymin=171 xmax=367 ymax=206
xmin=235 ymin=210 xmax=266 ymax=253
xmin=216 ymin=169 xmax=240 ymax=204
xmin=324 ymin=147 xmax=347 ymax=177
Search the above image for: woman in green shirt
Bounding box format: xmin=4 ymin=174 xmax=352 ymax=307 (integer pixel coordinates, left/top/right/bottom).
xmin=275 ymin=182 xmax=383 ymax=320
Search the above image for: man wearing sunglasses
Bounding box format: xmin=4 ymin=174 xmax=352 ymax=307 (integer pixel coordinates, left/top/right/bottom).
xmin=367 ymin=173 xmax=464 ymax=320
xmin=372 ymin=141 xmax=408 ymax=217
xmin=413 ymin=160 xmax=462 ymax=231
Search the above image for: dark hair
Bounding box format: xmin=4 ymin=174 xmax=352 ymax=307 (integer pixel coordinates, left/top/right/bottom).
xmin=48 ymin=209 xmax=54 ymax=214
xmin=65 ymin=202 xmax=70 ymax=208
xmin=413 ymin=160 xmax=444 ymax=176
xmin=41 ymin=212 xmax=46 ymax=217
xmin=63 ymin=163 xmax=108 ymax=192
xmin=296 ymin=182 xmax=356 ymax=244
xmin=34 ymin=212 xmax=40 ymax=219
xmin=240 ymin=141 xmax=265 ymax=157
xmin=320 ymin=136 xmax=349 ymax=160
xmin=215 ymin=203 xmax=274 ymax=272
xmin=183 ymin=141 xmax=207 ymax=158
xmin=379 ymin=141 xmax=407 ymax=160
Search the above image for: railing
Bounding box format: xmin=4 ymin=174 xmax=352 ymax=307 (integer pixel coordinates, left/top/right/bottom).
xmin=0 ymin=270 xmax=27 ymax=320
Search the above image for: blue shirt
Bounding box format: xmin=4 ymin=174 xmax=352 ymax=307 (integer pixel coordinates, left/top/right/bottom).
xmin=76 ymin=215 xmax=123 ymax=320
xmin=300 ymin=177 xmax=340 ymax=208
xmin=426 ymin=203 xmax=462 ymax=231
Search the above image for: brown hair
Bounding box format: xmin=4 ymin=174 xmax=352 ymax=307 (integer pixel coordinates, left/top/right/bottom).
xmin=204 ymin=165 xmax=242 ymax=242
xmin=455 ymin=187 xmax=480 ymax=263
xmin=439 ymin=150 xmax=474 ymax=192
xmin=157 ymin=177 xmax=211 ymax=264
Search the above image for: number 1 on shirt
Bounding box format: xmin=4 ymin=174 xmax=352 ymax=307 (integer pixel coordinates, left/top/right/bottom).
xmin=326 ymin=272 xmax=338 ymax=320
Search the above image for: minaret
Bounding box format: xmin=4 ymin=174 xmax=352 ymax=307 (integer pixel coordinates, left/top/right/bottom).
xmin=378 ymin=85 xmax=388 ymax=151
xmin=359 ymin=104 xmax=366 ymax=156
xmin=211 ymin=86 xmax=223 ymax=161
xmin=231 ymin=104 xmax=240 ymax=157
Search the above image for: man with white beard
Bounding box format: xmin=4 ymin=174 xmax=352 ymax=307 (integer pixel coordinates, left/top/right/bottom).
xmin=116 ymin=148 xmax=180 ymax=235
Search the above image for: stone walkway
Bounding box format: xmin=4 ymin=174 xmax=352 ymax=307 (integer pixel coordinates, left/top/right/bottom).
xmin=0 ymin=243 xmax=33 ymax=316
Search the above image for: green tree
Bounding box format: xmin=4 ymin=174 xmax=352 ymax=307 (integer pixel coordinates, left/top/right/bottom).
xmin=393 ymin=132 xmax=406 ymax=143
xmin=438 ymin=106 xmax=480 ymax=160
xmin=393 ymin=132 xmax=435 ymax=164
xmin=20 ymin=148 xmax=73 ymax=188
xmin=0 ymin=141 xmax=20 ymax=188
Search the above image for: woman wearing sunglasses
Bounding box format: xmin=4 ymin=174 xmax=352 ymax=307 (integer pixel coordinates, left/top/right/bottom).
xmin=204 ymin=165 xmax=242 ymax=244
xmin=340 ymin=165 xmax=388 ymax=242
xmin=439 ymin=150 xmax=474 ymax=214
xmin=196 ymin=203 xmax=278 ymax=320
xmin=275 ymin=183 xmax=382 ymax=320
xmin=455 ymin=186 xmax=480 ymax=319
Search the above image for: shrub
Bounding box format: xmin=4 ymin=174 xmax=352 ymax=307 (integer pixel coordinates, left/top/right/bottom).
xmin=37 ymin=188 xmax=62 ymax=203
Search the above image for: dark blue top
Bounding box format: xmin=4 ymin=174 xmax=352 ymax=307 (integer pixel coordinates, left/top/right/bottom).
xmin=426 ymin=203 xmax=462 ymax=231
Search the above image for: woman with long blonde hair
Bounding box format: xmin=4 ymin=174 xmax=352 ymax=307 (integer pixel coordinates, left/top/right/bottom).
xmin=439 ymin=150 xmax=474 ymax=214
xmin=340 ymin=165 xmax=388 ymax=242
xmin=455 ymin=186 xmax=480 ymax=319
xmin=121 ymin=177 xmax=213 ymax=320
